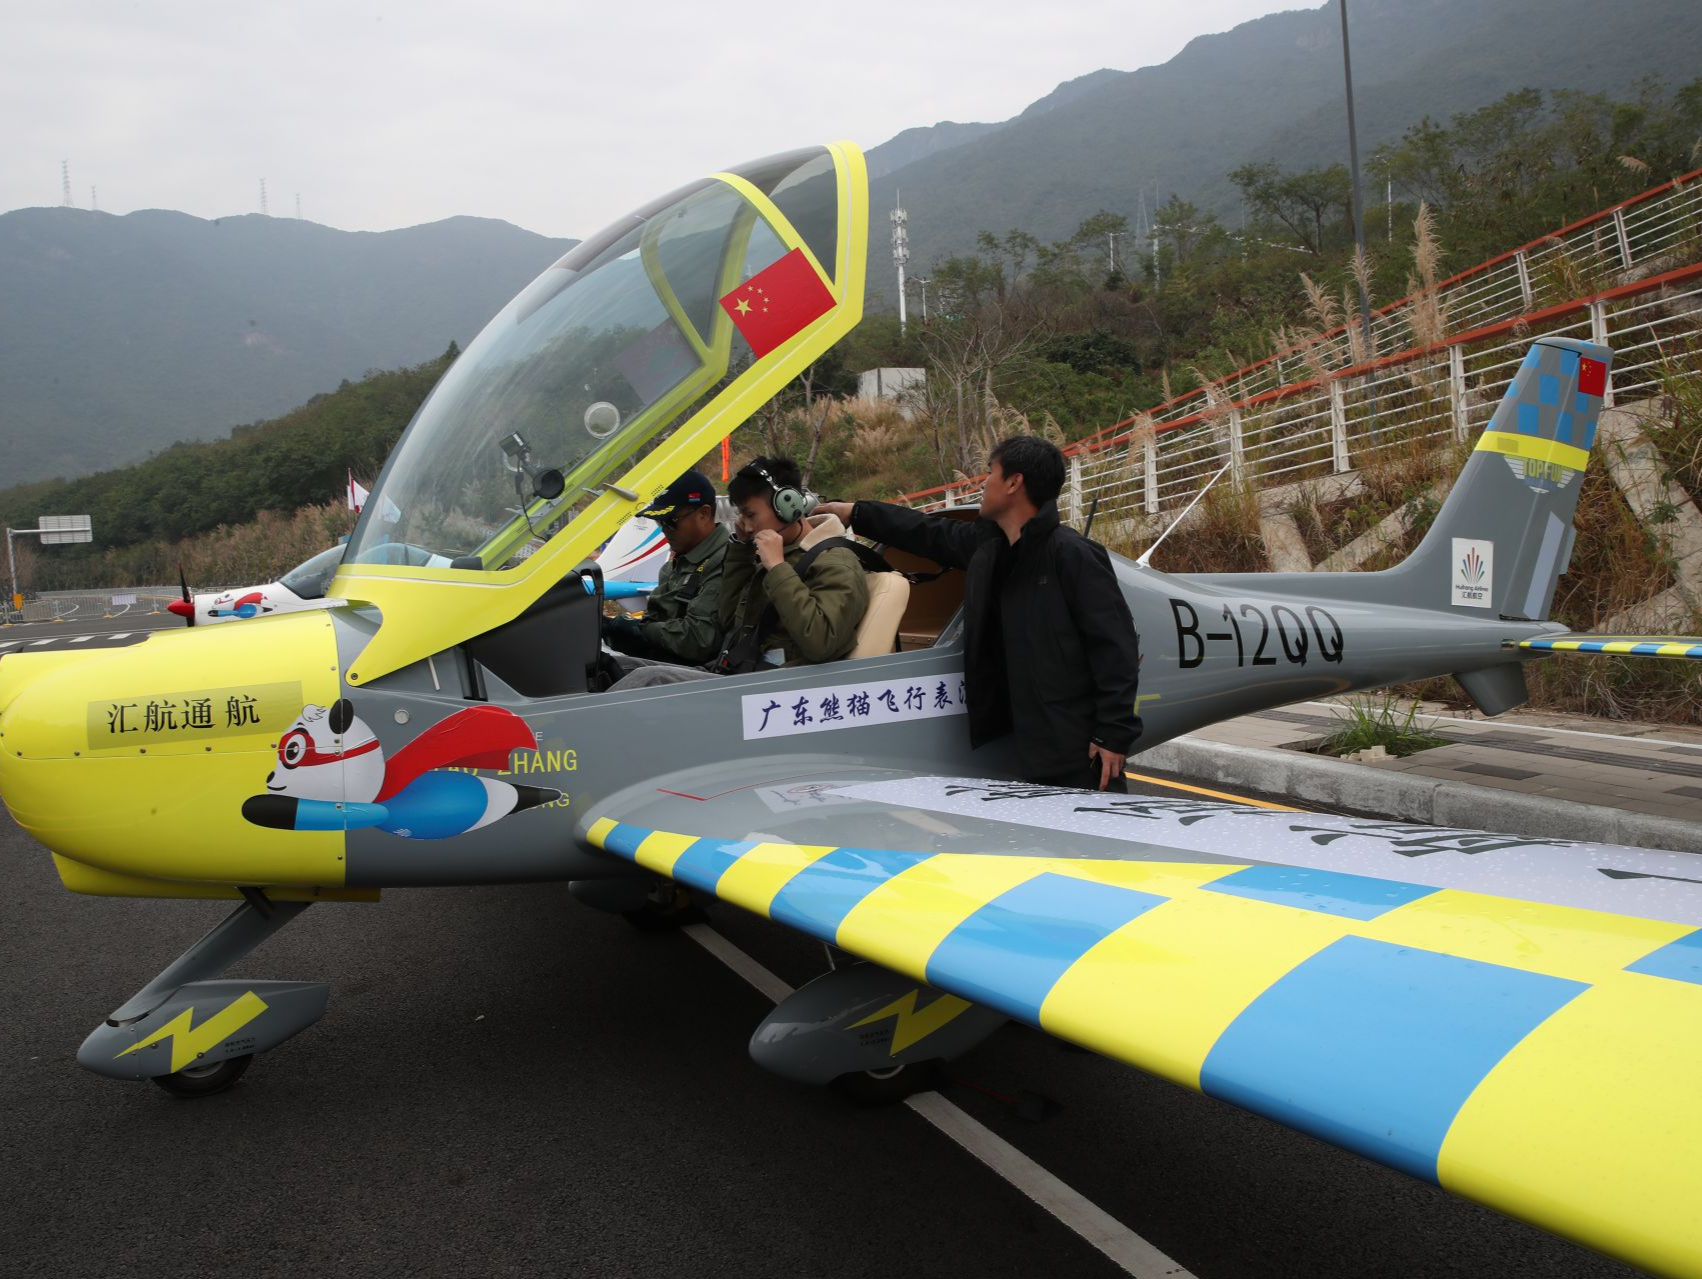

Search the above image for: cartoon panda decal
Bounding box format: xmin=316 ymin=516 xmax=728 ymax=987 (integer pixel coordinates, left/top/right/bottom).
xmin=209 ymin=590 xmax=276 ymax=620
xmin=242 ymin=700 xmax=560 ymax=839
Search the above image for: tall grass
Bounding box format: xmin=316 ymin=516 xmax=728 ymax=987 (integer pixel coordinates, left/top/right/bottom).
xmin=1640 ymin=344 xmax=1702 ymax=507
xmin=1126 ymin=481 xmax=1267 ymax=573
xmin=1319 ymin=694 xmax=1447 ymax=758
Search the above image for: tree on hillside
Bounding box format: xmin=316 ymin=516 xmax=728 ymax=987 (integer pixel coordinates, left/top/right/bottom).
xmin=1380 ymin=80 xmax=1702 ymax=266
xmin=917 ymin=304 xmax=1041 ymax=477
xmin=1151 ymin=196 xmax=1227 ymax=272
xmin=748 ymin=349 xmax=858 ymax=486
xmin=1230 ymin=161 xmax=1353 ymax=254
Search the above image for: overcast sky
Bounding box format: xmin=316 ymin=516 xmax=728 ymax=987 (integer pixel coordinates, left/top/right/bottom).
xmin=5 ymin=1 xmax=1299 ymax=239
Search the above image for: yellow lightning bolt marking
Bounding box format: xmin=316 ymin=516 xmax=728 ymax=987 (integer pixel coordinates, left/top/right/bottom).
xmin=850 ymin=989 xmax=972 ymax=1056
xmin=115 ymin=990 xmax=269 ymax=1073
xmin=734 ymin=298 xmax=752 ymax=315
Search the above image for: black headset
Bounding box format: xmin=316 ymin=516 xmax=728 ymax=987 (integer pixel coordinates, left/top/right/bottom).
xmin=747 ymin=462 xmax=815 ymax=524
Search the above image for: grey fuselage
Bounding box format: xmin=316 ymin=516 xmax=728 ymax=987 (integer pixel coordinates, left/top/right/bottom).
xmin=329 ymin=550 xmax=1551 ymax=891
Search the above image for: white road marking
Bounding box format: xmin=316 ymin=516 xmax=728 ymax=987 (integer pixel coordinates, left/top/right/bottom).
xmin=906 ymin=1091 xmax=1195 ymax=1278
xmin=679 ymin=921 xmax=1193 ymax=1279
xmin=681 ymin=922 xmax=795 ymax=1004
xmin=0 ymin=628 xmax=143 ymax=648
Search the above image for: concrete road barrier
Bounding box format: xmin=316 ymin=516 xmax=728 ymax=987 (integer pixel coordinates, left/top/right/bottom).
xmin=1140 ymin=735 xmax=1702 ymax=854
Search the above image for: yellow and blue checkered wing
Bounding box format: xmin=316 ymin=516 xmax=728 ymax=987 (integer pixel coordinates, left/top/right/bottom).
xmin=585 ymin=790 xmax=1702 ymax=1277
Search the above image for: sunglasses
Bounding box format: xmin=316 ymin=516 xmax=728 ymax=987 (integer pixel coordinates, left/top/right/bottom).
xmin=657 ymin=505 xmax=704 ymax=531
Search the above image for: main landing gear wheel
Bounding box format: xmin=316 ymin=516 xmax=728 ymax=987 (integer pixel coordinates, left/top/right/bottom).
xmin=150 ymin=1054 xmax=253 ymax=1098
xmin=833 ymin=1059 xmax=943 ymax=1106
xmin=622 ymin=883 xmax=704 ymax=932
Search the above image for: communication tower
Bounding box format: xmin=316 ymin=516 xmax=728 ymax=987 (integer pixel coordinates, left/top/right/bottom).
xmin=90 ymin=186 xmax=98 ymax=213
xmin=260 ymin=178 xmax=269 ymax=216
xmin=60 ymin=161 xmax=72 ymax=207
xmin=891 ymin=191 xmax=910 ymax=334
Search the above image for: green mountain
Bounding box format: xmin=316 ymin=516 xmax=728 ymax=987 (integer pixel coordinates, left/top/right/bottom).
xmin=0 ymin=354 xmax=450 ymax=560
xmin=0 ymin=209 xmax=572 ymax=484
xmin=866 ymin=0 xmax=1702 ymax=291
xmin=865 ymin=69 xmax=1124 ymax=180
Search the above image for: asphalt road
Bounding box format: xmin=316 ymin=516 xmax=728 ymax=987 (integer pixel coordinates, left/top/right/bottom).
xmin=1 ymin=606 xmax=179 ymax=635
xmin=0 ymin=619 xmax=1643 ymax=1278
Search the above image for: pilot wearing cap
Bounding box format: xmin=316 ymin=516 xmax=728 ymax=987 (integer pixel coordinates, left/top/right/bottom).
xmin=603 ymin=470 xmax=728 ymax=670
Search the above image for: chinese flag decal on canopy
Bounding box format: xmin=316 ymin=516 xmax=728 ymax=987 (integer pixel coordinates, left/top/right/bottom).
xmin=719 ymin=248 xmax=835 ymax=358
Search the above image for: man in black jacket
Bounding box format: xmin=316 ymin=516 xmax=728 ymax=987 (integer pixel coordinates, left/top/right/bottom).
xmin=817 ymin=435 xmax=1141 ymax=792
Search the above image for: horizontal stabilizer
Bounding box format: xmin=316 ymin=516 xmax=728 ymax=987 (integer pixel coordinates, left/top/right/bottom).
xmin=1511 ymin=634 xmax=1702 ymax=660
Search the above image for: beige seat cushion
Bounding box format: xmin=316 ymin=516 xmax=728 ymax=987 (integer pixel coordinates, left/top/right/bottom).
xmin=848 ymin=572 xmax=910 ymax=659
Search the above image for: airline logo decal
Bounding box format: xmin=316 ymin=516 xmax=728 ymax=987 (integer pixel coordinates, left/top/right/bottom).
xmin=1452 ymin=538 xmax=1493 ymax=608
xmin=87 ymin=680 xmax=304 ymax=748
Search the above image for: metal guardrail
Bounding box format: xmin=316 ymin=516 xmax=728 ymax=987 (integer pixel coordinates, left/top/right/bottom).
xmin=896 ymin=167 xmax=1702 ymax=519
xmin=1060 ymin=265 xmax=1702 ymax=525
xmin=0 ymin=588 xmax=177 ymax=627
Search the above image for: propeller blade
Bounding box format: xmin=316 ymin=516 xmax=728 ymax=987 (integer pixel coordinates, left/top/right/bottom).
xmin=169 ymin=565 xmax=195 ymax=625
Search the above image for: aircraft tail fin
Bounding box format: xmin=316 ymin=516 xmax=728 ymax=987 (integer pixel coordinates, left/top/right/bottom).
xmin=1403 ymin=335 xmax=1611 ymax=620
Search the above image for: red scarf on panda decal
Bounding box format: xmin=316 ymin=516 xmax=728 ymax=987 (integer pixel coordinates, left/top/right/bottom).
xmin=375 ymin=706 xmax=536 ymax=802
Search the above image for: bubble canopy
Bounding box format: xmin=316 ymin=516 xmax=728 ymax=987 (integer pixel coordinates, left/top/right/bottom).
xmin=332 ymin=142 xmax=867 ymax=686
xmin=346 ymin=146 xmax=847 ymax=574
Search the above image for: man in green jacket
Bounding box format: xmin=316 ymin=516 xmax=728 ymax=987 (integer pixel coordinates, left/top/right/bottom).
xmin=717 ymin=455 xmax=868 ymax=669
xmin=603 ymin=470 xmax=727 ymax=669
xmin=608 ymin=456 xmax=868 ymax=690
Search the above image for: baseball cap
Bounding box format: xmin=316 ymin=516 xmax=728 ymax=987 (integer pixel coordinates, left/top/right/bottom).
xmin=638 ymin=470 xmax=716 ymax=522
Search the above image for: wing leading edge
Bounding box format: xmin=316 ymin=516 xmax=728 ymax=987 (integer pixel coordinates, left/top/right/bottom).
xmin=585 ymin=782 xmax=1702 ymax=1277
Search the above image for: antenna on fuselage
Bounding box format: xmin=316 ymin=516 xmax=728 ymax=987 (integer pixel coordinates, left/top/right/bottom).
xmin=1134 ymin=456 xmax=1234 ymax=569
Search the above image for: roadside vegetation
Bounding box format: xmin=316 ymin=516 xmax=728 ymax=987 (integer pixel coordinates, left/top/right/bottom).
xmin=1316 ymin=695 xmax=1448 ymax=759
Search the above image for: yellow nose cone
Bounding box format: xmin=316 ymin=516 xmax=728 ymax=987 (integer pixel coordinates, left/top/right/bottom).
xmin=0 ymin=612 xmax=346 ymax=889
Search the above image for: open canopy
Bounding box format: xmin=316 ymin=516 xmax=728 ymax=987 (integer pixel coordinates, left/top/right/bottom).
xmin=332 ymin=143 xmax=867 ymax=684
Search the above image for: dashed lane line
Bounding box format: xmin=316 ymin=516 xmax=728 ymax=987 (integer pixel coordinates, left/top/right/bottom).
xmin=678 ymin=921 xmax=1197 ymax=1279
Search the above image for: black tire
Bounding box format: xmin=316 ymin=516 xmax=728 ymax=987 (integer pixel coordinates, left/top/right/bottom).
xmin=833 ymin=1059 xmax=942 ymax=1106
xmin=150 ymin=1054 xmax=253 ymax=1098
xmin=622 ymin=883 xmax=704 ymax=932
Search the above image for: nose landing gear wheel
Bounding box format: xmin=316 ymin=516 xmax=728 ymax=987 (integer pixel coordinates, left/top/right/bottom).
xmin=150 ymin=1054 xmax=253 ymax=1098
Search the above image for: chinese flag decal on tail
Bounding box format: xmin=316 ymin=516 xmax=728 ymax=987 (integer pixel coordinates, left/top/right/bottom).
xmin=1578 ymin=356 xmax=1607 ymax=397
xmin=719 ymin=248 xmax=835 ymax=358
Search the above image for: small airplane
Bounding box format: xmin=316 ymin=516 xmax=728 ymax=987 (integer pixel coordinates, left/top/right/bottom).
xmin=3 ymin=143 xmax=1700 ymax=1276
xmin=169 ymin=519 xmax=664 ymax=627
xmin=167 ymin=545 xmax=350 ymax=625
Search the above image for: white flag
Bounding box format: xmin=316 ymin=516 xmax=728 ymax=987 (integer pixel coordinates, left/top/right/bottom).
xmin=347 ymin=470 xmax=370 ymax=513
